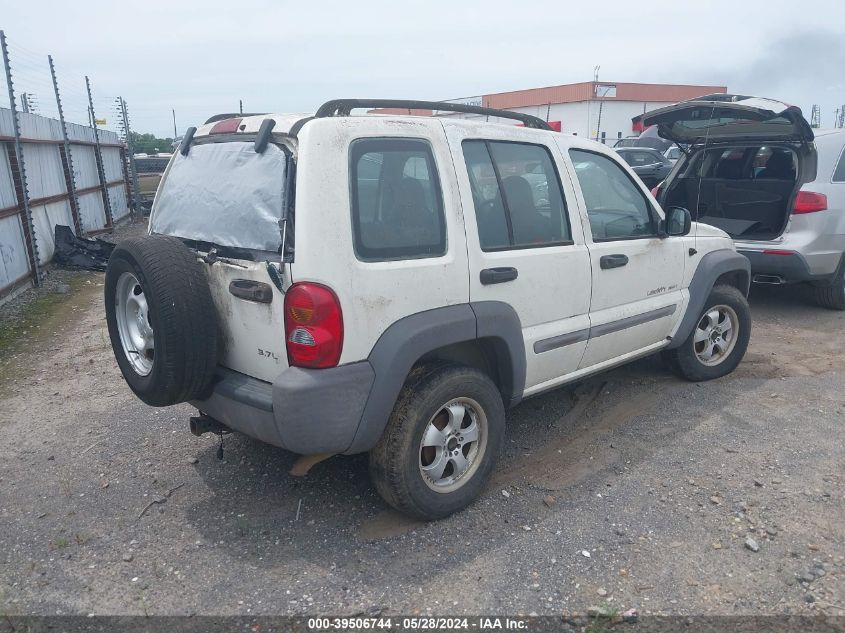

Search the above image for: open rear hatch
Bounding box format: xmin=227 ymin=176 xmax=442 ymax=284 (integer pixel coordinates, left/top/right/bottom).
xmin=642 ymin=94 xmax=815 ymax=146
xmin=644 ymin=95 xmax=818 ymax=241
xmin=149 ymin=127 xmax=294 ymax=382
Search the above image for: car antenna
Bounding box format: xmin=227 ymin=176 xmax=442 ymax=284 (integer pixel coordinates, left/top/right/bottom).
xmin=691 ymin=104 xmax=716 ymax=256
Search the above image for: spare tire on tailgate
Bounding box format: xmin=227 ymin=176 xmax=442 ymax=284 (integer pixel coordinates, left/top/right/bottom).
xmin=104 ymin=235 xmax=218 ymax=407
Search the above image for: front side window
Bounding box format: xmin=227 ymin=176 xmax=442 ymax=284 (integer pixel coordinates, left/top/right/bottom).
xmin=569 ymin=149 xmax=657 ymax=241
xmin=462 ymin=140 xmax=571 ymax=250
xmin=350 ymin=138 xmax=446 ymax=261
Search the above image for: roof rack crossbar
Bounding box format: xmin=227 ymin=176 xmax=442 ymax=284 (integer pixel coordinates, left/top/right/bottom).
xmin=314 ymin=99 xmax=552 ymax=130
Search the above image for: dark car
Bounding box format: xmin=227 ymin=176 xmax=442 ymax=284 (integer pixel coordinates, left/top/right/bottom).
xmin=614 ymin=147 xmax=673 ymax=188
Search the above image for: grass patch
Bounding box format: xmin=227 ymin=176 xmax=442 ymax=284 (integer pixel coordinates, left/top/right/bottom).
xmin=0 ymin=273 xmax=96 ymax=356
xmin=50 ymin=537 xmax=69 ymax=550
xmin=0 ymin=272 xmax=102 ymax=392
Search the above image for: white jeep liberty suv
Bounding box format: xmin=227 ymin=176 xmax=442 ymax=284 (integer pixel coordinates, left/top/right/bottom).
xmin=105 ymin=99 xmax=752 ymax=520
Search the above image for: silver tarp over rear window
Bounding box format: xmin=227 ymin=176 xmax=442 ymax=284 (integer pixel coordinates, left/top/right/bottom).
xmin=150 ymin=141 xmax=289 ymax=252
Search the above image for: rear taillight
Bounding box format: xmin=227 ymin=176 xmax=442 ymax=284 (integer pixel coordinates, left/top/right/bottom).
xmin=209 ymin=118 xmax=242 ymax=134
xmin=283 ymin=283 xmax=343 ymax=369
xmin=792 ymin=191 xmax=827 ymax=214
xmin=650 ymin=183 xmax=662 ymax=198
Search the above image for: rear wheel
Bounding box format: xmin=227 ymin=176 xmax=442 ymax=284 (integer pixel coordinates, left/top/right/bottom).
xmin=813 ymin=259 xmax=845 ymax=310
xmin=663 ymin=284 xmax=751 ymax=382
xmin=369 ymin=364 xmax=505 ymax=520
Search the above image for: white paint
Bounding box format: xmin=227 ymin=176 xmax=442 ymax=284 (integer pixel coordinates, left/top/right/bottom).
xmin=169 ymin=111 xmax=736 ymax=390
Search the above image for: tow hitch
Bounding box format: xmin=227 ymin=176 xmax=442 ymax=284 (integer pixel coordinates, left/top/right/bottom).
xmin=189 ymin=415 xmax=231 ymax=460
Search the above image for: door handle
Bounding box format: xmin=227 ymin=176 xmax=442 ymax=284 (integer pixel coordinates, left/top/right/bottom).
xmin=600 ymin=254 xmax=629 ymax=270
xmin=229 ymin=279 xmax=274 ymax=303
xmin=480 ymin=267 xmax=518 ymax=285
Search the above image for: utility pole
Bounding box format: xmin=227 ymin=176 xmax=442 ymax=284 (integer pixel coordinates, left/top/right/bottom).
xmin=49 ymin=54 xmax=83 ymax=236
xmin=593 ymin=66 xmax=604 ymax=143
xmin=593 ymin=66 xmax=604 ymax=142
xmin=119 ymin=97 xmax=141 ymax=218
xmin=85 ymin=75 xmax=114 ymax=227
xmin=1 ymin=30 xmax=42 ymax=285
xmin=172 ymin=108 xmax=178 ymax=138
xmin=239 ymin=99 xmax=243 ymax=114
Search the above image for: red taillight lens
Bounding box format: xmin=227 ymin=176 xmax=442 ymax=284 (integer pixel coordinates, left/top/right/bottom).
xmin=792 ymin=191 xmax=827 ymax=214
xmin=209 ymin=118 xmax=242 ymax=134
xmin=762 ymin=249 xmax=795 ymax=256
xmin=283 ymin=283 xmax=343 ymax=369
xmin=650 ymin=184 xmax=661 ymax=198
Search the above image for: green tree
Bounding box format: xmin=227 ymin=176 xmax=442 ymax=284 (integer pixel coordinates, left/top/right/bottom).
xmin=129 ymin=131 xmax=175 ymax=154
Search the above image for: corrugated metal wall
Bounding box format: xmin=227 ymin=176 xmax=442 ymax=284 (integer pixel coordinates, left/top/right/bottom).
xmin=0 ymin=106 xmax=129 ymax=298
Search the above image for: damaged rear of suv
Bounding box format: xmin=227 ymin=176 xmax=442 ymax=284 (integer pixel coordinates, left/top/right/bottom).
xmin=645 ymin=95 xmax=845 ymax=308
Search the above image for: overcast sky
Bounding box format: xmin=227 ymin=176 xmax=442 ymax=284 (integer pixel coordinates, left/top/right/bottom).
xmin=3 ymin=0 xmax=843 ymax=138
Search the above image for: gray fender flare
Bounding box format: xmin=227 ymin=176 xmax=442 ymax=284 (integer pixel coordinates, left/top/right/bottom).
xmin=344 ymin=302 xmax=525 ymax=454
xmin=667 ymin=249 xmax=750 ymax=350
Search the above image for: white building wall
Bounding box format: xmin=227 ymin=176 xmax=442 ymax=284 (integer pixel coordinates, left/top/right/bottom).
xmin=441 ymin=100 xmax=676 ymax=144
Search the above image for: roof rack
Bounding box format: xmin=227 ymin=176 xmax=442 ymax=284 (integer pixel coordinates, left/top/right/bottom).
xmin=204 ymin=112 xmax=268 ymax=124
xmin=314 ymin=99 xmax=552 ymax=131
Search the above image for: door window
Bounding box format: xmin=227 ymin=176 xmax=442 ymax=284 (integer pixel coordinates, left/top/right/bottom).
xmin=624 ymin=151 xmax=660 ymax=167
xmin=462 ymin=140 xmax=571 ymax=250
xmin=350 ymin=138 xmax=446 ymax=261
xmin=569 ymin=149 xmax=657 ymax=241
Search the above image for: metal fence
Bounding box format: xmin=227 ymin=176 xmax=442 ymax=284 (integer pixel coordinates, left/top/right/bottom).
xmin=0 ymin=28 xmax=136 ymax=300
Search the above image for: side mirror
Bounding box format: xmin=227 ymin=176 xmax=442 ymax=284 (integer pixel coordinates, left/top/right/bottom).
xmin=664 ymin=206 xmax=692 ymax=236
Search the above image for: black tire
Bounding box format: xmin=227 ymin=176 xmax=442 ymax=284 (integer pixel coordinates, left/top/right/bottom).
xmin=369 ymin=363 xmax=505 ymax=520
xmin=662 ymin=284 xmax=751 ymax=382
xmin=813 ymin=258 xmax=845 ymax=310
xmin=105 ymin=235 xmax=218 ymax=406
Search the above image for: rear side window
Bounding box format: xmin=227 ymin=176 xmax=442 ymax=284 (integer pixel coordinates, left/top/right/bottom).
xmin=350 ymin=138 xmax=446 ymax=261
xmin=833 ymin=146 xmax=845 ymax=183
xmin=462 ymin=140 xmax=571 ymax=250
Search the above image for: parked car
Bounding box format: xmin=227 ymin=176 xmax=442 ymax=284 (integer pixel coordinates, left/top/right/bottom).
xmin=664 ymin=145 xmax=683 ymax=165
xmin=646 ymin=95 xmax=845 ymax=309
xmin=613 ymin=135 xmax=640 ymax=148
xmin=134 ymin=154 xmax=172 ymax=214
xmin=104 ymin=99 xmax=751 ymax=520
xmin=615 ymin=147 xmax=673 ymax=188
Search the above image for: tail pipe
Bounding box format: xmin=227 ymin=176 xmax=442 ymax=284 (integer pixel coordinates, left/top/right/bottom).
xmin=189 ymin=415 xmax=229 ymax=437
xmin=753 ymin=274 xmax=785 ymax=285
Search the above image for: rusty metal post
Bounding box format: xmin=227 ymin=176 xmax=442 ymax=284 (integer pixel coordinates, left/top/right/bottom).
xmin=119 ymin=97 xmax=141 ymax=218
xmin=1 ymin=30 xmax=41 ymax=285
xmin=49 ymin=54 xmax=83 ymax=236
xmin=85 ymin=75 xmax=114 ymax=227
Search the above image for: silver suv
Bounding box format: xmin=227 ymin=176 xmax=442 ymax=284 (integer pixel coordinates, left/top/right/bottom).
xmin=647 ymin=95 xmax=845 ymax=309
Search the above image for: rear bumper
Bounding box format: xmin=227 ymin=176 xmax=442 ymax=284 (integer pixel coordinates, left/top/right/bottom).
xmin=739 ymin=249 xmax=843 ymax=284
xmin=190 ymin=362 xmax=375 ymax=455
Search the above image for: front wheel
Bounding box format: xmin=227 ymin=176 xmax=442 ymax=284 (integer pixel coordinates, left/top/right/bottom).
xmin=663 ymin=284 xmax=751 ymax=382
xmin=369 ymin=364 xmax=505 ymax=520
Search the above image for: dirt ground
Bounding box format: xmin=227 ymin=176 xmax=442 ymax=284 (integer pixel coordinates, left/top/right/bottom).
xmin=0 ymin=221 xmax=843 ymax=623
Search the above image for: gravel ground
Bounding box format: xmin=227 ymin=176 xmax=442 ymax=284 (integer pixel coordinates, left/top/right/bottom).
xmin=0 ymin=223 xmax=843 ymax=621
